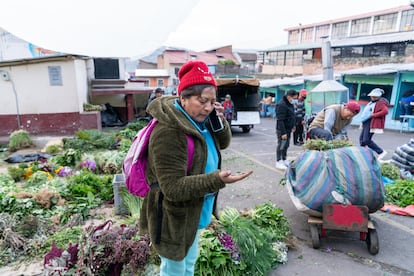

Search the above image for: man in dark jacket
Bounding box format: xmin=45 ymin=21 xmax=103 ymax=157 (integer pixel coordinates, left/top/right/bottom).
xmin=275 ymin=89 xmax=299 ymax=170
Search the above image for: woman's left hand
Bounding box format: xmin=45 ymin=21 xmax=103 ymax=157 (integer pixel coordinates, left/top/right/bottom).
xmin=219 ymin=169 xmax=253 ymax=184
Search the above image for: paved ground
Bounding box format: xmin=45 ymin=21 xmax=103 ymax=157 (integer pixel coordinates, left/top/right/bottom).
xmin=1 ymin=119 xmax=413 ymax=275
xmin=217 ymin=117 xmax=414 ymax=276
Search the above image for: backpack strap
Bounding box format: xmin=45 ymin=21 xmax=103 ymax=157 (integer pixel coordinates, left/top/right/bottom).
xmin=186 ymin=134 xmax=194 ymax=172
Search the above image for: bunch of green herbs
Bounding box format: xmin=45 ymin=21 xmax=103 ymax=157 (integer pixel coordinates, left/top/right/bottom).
xmin=385 ymin=179 xmax=414 ymax=207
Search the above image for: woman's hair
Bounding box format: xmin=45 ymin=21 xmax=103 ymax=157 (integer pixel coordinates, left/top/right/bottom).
xmin=179 ymin=84 xmax=216 ymax=99
xmin=286 ymin=89 xmax=299 ymax=97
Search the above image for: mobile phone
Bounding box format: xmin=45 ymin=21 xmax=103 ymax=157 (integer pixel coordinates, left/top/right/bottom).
xmin=209 ymin=110 xmax=224 ymax=132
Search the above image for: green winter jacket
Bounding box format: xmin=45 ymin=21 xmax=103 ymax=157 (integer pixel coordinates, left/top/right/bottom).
xmin=140 ymin=96 xmax=231 ymax=261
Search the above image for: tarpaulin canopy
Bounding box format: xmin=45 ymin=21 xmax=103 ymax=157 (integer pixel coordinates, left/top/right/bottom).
xmin=216 ymin=77 xmax=260 ymax=87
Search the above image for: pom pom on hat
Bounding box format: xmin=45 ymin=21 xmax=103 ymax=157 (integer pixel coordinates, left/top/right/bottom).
xmin=177 ymin=61 xmax=216 ymax=95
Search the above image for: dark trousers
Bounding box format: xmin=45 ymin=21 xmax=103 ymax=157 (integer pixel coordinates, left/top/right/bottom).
xmin=309 ymin=127 xmax=333 ymax=141
xmin=276 ymin=131 xmax=291 ymax=161
xmin=293 ymin=120 xmax=304 ymax=143
xmin=400 ymin=102 xmax=413 ymax=122
xmin=359 ymin=120 xmax=383 ymax=154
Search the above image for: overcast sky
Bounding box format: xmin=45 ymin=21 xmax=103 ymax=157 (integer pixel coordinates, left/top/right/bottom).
xmin=0 ymin=0 xmax=410 ymax=58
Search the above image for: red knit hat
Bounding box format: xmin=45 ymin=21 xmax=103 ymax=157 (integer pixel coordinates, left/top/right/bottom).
xmin=300 ymin=89 xmax=307 ymax=96
xmin=177 ymin=61 xmax=216 ymax=95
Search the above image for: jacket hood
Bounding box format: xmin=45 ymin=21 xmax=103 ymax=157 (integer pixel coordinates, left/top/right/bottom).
xmin=147 ymin=96 xmax=201 ymax=137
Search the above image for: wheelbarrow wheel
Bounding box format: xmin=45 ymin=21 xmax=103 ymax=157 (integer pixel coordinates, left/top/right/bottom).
xmin=366 ymin=220 xmax=379 ymax=255
xmin=310 ymin=224 xmax=320 ymax=249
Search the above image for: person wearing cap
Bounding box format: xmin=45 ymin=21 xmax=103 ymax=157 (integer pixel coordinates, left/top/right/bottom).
xmin=308 ymin=101 xmax=360 ymax=141
xmin=140 ymin=60 xmax=253 ymax=275
xmin=147 ymin=87 xmax=165 ymax=106
xmin=359 ymin=88 xmax=389 ymax=160
xmin=293 ymin=89 xmax=307 ymax=145
xmin=222 ymin=94 xmax=235 ymax=126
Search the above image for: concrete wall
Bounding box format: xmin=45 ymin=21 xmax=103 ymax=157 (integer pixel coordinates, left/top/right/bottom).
xmin=0 ymin=57 xmax=100 ymax=135
xmin=0 ymin=61 xmax=81 ymax=114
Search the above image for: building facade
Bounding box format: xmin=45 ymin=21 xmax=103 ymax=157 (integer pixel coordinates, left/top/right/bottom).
xmin=261 ymin=5 xmax=414 ymax=77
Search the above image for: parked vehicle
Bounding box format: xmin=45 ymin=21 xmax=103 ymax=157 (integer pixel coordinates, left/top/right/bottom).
xmin=216 ymin=75 xmax=261 ymax=133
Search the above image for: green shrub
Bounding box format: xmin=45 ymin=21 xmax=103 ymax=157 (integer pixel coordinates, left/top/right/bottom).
xmin=381 ymin=163 xmax=400 ymax=180
xmin=7 ymin=166 xmax=25 ymax=182
xmin=385 ymin=179 xmax=414 ymax=207
xmin=63 ymin=132 xmax=116 ymax=151
xmin=8 ymin=130 xmax=33 ymax=152
xmin=124 ymin=120 xmax=148 ymax=132
xmin=45 ymin=144 xmax=61 ymax=155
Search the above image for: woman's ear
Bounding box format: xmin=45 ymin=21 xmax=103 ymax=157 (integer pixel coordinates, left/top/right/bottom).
xmin=180 ymin=96 xmax=187 ymax=108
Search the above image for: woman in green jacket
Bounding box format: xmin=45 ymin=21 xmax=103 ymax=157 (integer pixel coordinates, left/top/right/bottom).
xmin=140 ymin=60 xmax=253 ymax=276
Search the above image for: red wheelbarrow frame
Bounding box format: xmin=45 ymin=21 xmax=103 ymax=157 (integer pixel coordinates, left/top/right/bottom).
xmin=308 ymin=203 xmax=379 ymax=255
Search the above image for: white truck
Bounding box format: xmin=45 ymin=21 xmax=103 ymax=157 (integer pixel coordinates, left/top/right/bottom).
xmin=216 ymin=75 xmax=261 ymax=133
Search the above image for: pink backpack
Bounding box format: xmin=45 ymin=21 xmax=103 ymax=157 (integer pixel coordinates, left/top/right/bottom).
xmin=122 ymin=119 xmax=194 ymax=197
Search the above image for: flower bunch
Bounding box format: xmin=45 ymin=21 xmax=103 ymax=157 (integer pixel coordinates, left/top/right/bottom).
xmin=217 ymin=231 xmax=241 ymax=264
xmin=80 ymin=159 xmax=96 ymax=172
xmin=55 ymin=166 xmax=73 ymax=177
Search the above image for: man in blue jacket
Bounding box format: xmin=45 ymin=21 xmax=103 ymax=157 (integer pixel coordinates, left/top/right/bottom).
xmin=275 ymin=89 xmax=299 ymax=170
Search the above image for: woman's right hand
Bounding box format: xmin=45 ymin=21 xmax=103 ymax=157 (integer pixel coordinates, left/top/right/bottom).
xmin=219 ymin=170 xmax=253 ymax=184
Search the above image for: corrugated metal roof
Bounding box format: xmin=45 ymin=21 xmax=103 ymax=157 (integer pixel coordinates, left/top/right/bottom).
xmin=259 ymin=64 xmax=414 ymax=88
xmin=339 ymin=63 xmax=414 ymax=75
xmin=260 ymin=77 xmax=303 ymax=87
xmin=260 ymin=74 xmax=342 ymax=88
xmin=264 ymin=42 xmax=322 ymax=52
xmin=264 ymin=31 xmax=414 ymax=52
xmin=331 ymin=31 xmax=414 ymax=47
xmin=135 ymin=69 xmax=169 ymax=77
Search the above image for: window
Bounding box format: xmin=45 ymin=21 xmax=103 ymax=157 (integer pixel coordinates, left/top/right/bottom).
xmin=400 ymin=9 xmax=414 ymax=31
xmin=94 ymin=58 xmax=119 ymax=79
xmin=265 ymin=51 xmax=286 ymax=66
xmin=333 ymin=43 xmax=405 ymax=58
xmin=350 ymin=17 xmax=371 ymax=36
xmin=373 ymin=13 xmax=398 ymax=34
xmin=301 ymin=27 xmax=314 ymax=43
xmin=288 ymin=30 xmax=300 ymax=44
xmin=285 ymin=51 xmax=302 ymax=66
xmin=332 ymin=21 xmax=349 ymax=39
xmin=157 ymin=79 xmax=164 ymax=87
xmin=315 ymin=25 xmax=330 ymax=41
xmin=276 ymin=52 xmax=285 ymax=65
xmin=390 ymin=43 xmax=407 ymax=56
xmin=364 ymin=44 xmax=390 ymax=57
xmin=332 ymin=46 xmax=363 ymax=58
xmin=48 ymin=66 xmax=62 ymax=86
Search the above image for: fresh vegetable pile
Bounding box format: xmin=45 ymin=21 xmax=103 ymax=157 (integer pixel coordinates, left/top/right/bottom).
xmin=0 ymin=125 xmax=292 ymax=275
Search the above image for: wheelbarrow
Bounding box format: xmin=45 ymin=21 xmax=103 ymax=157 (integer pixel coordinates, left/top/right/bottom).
xmin=307 ymin=203 xmax=379 ymax=255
